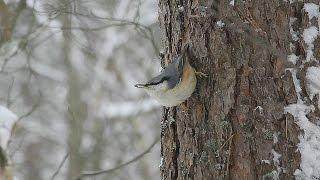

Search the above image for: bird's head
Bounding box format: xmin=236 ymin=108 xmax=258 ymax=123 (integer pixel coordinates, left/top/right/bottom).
xmin=134 ymin=75 xmax=170 ymax=93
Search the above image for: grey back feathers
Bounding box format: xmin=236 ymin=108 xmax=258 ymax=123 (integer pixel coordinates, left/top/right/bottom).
xmin=145 ymin=54 xmax=185 ymax=89
xmin=135 ymin=44 xmax=190 ymax=89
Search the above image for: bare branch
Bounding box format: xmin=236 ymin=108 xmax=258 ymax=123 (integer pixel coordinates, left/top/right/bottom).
xmin=6 ymin=77 xmax=14 ymax=108
xmin=74 ymin=138 xmax=159 ymax=180
xmin=6 ymin=93 xmax=41 ymax=149
xmin=42 ymin=10 xmax=159 ymax=53
xmin=17 ymin=97 xmax=40 ymax=122
xmin=50 ymin=152 xmax=69 ymax=180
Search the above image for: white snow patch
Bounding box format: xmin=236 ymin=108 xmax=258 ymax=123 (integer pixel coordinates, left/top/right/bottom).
xmin=287 ymin=54 xmax=299 ymax=65
xmin=0 ymin=106 xmax=18 ymax=149
xmin=303 ymin=26 xmax=318 ymax=45
xmin=216 ymin=20 xmax=225 ymax=28
xmin=284 ymin=89 xmax=320 ymax=179
xmin=229 ymin=0 xmax=235 ymax=6
xmin=298 ymin=135 xmax=320 ymax=179
xmin=304 ymin=3 xmax=320 ymax=20
xmin=303 ymin=26 xmax=318 ymax=62
xmin=306 ymin=66 xmax=320 ymax=108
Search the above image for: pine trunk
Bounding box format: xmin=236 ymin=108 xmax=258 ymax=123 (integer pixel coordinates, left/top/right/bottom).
xmin=159 ymin=0 xmax=319 ymax=179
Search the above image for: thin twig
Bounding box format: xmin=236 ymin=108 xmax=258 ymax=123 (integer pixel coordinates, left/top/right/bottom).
xmin=6 ymin=93 xmax=41 ymax=148
xmin=43 ymin=10 xmax=159 ymax=54
xmin=74 ymin=138 xmax=159 ymax=180
xmin=17 ymin=101 xmax=40 ymax=122
xmin=50 ymin=152 xmax=69 ymax=180
xmin=6 ymin=77 xmax=14 ymax=108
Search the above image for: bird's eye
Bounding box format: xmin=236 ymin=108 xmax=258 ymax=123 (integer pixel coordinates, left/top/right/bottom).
xmin=154 ymin=77 xmax=168 ymax=85
xmin=161 ymin=76 xmax=169 ymax=82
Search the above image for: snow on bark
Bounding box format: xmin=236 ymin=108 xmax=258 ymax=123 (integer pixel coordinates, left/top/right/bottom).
xmin=303 ymin=26 xmax=318 ymax=62
xmin=285 ymin=3 xmax=320 ymax=180
xmin=304 ymin=3 xmax=320 ymax=20
xmin=287 ymin=54 xmax=299 ymax=65
xmin=306 ymin=67 xmax=320 ymax=109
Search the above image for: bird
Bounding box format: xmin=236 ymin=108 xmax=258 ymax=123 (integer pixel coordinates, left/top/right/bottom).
xmin=135 ymin=46 xmax=197 ymax=107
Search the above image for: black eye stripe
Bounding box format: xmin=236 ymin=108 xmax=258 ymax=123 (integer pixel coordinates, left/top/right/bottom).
xmin=146 ymin=77 xmax=168 ymax=86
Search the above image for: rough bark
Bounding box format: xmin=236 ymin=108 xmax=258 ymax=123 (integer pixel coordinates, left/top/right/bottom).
xmin=158 ymin=0 xmax=317 ymax=179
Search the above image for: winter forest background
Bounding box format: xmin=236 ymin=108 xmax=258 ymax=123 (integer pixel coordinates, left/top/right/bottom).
xmin=0 ymin=0 xmax=161 ymax=179
xmin=2 ymin=0 xmax=320 ymax=180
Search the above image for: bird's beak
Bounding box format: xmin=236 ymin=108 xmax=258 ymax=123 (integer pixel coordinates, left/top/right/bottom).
xmin=134 ymin=84 xmax=146 ymax=88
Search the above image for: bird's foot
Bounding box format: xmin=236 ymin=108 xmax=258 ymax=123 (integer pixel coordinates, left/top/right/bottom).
xmin=195 ymin=71 xmax=208 ymax=78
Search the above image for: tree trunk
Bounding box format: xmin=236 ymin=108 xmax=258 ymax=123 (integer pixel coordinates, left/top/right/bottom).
xmin=61 ymin=1 xmax=87 ymax=179
xmin=0 ymin=1 xmax=26 ymax=180
xmin=159 ymin=0 xmax=319 ymax=179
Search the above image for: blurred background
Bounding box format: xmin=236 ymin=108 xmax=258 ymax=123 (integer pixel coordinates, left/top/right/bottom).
xmin=0 ymin=0 xmax=161 ymax=179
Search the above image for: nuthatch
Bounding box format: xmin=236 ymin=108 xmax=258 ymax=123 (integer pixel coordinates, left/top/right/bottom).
xmin=135 ymin=47 xmax=197 ymax=107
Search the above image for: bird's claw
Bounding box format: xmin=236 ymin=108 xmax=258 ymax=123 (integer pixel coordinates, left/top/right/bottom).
xmin=195 ymin=71 xmax=208 ymax=78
